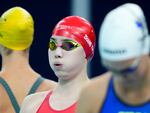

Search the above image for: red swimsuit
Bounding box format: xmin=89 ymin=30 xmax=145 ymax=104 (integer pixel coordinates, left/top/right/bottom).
xmin=36 ymin=91 xmax=77 ymax=113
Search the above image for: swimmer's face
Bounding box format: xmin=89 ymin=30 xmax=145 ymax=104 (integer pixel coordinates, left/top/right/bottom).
xmin=48 ymin=36 xmax=86 ymax=80
xmin=101 ymin=58 xmax=139 ymax=75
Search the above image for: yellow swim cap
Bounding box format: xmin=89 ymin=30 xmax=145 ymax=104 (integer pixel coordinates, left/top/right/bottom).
xmin=0 ymin=6 xmax=34 ymax=50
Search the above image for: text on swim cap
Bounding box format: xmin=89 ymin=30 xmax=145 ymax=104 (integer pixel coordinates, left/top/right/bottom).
xmin=57 ymin=25 xmax=83 ymax=31
xmin=58 ymin=25 xmax=73 ymax=30
xmin=84 ymin=34 xmax=94 ymax=51
xmin=103 ymin=48 xmax=127 ymax=54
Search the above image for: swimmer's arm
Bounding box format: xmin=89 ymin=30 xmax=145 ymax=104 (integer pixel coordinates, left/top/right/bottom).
xmin=20 ymin=91 xmax=48 ymax=113
xmin=76 ymin=72 xmax=112 ymax=113
xmin=20 ymin=94 xmax=33 ymax=113
xmin=76 ymin=87 xmax=93 ymax=113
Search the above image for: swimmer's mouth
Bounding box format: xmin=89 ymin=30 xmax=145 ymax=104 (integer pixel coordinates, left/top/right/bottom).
xmin=54 ymin=63 xmax=63 ymax=68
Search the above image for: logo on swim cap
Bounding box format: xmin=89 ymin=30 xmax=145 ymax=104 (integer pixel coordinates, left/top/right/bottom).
xmin=136 ymin=21 xmax=143 ymax=28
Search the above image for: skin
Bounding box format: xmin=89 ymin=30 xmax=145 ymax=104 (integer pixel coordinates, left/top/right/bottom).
xmin=0 ymin=49 xmax=57 ymax=113
xmin=77 ymin=55 xmax=150 ymax=113
xmin=20 ymin=36 xmax=90 ymax=113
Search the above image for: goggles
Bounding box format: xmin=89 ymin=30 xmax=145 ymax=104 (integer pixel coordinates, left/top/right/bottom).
xmin=49 ymin=38 xmax=80 ymax=51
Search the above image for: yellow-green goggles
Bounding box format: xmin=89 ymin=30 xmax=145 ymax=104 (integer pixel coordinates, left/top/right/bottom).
xmin=49 ymin=38 xmax=80 ymax=51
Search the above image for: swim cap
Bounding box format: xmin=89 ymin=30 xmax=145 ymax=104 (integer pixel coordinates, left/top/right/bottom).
xmin=99 ymin=3 xmax=150 ymax=61
xmin=0 ymin=6 xmax=34 ymax=50
xmin=52 ymin=16 xmax=96 ymax=60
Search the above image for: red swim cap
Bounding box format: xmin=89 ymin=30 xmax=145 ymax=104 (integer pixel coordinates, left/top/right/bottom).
xmin=52 ymin=16 xmax=96 ymax=60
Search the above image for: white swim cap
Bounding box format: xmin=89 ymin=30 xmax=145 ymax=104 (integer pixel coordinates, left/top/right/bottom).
xmin=99 ymin=3 xmax=150 ymax=61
